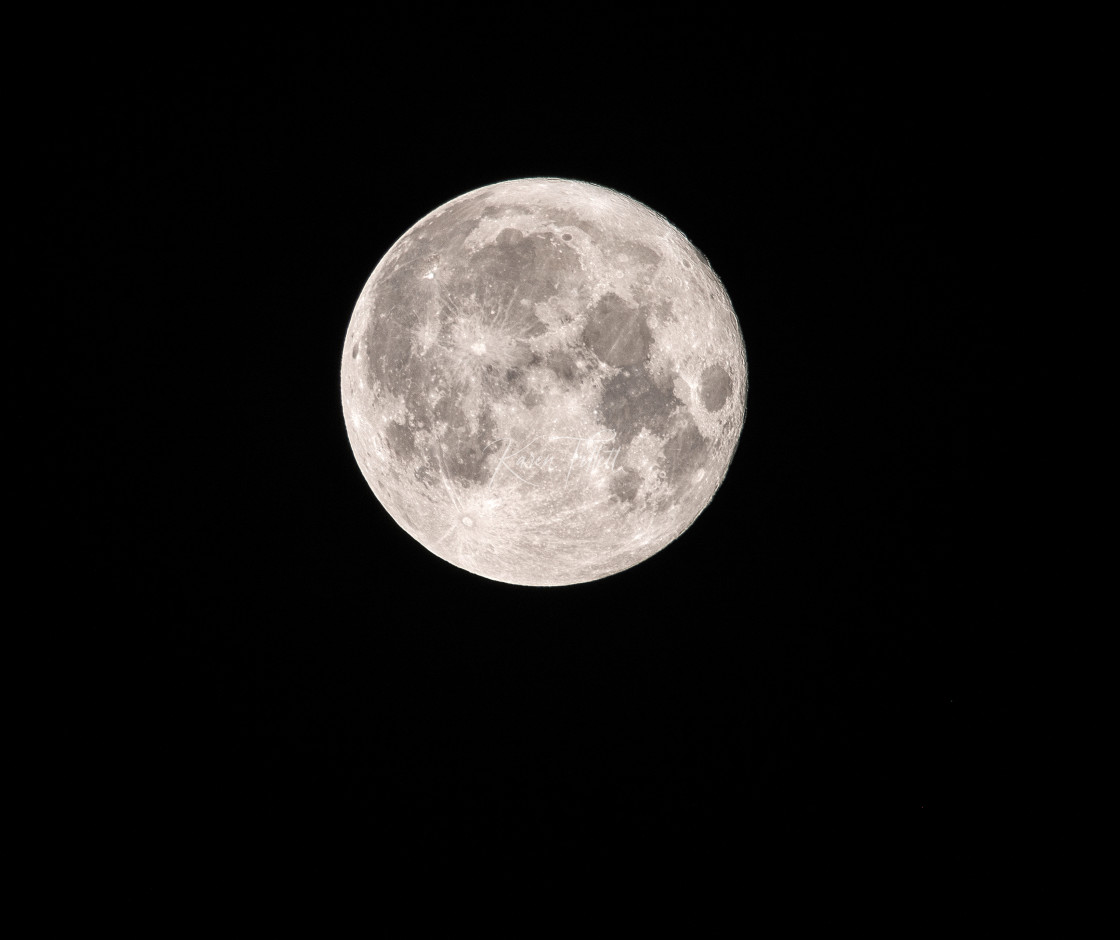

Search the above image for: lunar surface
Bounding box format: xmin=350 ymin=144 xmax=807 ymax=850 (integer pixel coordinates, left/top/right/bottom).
xmin=341 ymin=178 xmax=747 ymax=586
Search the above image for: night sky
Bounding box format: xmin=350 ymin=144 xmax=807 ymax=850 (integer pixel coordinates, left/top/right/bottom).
xmin=42 ymin=23 xmax=1020 ymax=878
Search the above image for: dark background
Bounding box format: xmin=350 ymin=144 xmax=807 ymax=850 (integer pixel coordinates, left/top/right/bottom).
xmin=40 ymin=22 xmax=1019 ymax=875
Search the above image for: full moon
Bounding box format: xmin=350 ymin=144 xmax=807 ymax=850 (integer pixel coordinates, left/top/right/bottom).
xmin=341 ymin=178 xmax=747 ymax=586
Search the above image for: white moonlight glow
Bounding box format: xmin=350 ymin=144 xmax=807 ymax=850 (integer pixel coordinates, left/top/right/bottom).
xmin=341 ymin=178 xmax=747 ymax=586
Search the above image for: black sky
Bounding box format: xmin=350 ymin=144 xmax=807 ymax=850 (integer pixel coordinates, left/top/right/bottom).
xmin=41 ymin=24 xmax=1020 ymax=878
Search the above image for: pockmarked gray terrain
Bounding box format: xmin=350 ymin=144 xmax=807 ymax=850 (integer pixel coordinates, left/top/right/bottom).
xmin=341 ymin=178 xmax=747 ymax=586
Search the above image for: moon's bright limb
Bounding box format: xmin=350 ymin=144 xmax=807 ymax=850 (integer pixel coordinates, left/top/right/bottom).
xmin=341 ymin=178 xmax=747 ymax=586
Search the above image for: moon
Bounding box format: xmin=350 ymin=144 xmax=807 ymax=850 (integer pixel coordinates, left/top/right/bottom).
xmin=341 ymin=178 xmax=747 ymax=586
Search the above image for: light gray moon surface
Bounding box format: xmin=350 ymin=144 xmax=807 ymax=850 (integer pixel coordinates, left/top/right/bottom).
xmin=341 ymin=178 xmax=747 ymax=586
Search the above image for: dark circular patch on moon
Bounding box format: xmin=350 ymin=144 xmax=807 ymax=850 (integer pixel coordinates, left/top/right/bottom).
xmin=700 ymin=363 xmax=732 ymax=412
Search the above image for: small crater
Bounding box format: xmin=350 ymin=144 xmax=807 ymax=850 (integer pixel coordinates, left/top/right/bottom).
xmin=562 ymin=233 xmax=573 ymax=241
xmin=351 ymin=343 xmax=359 ymax=359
